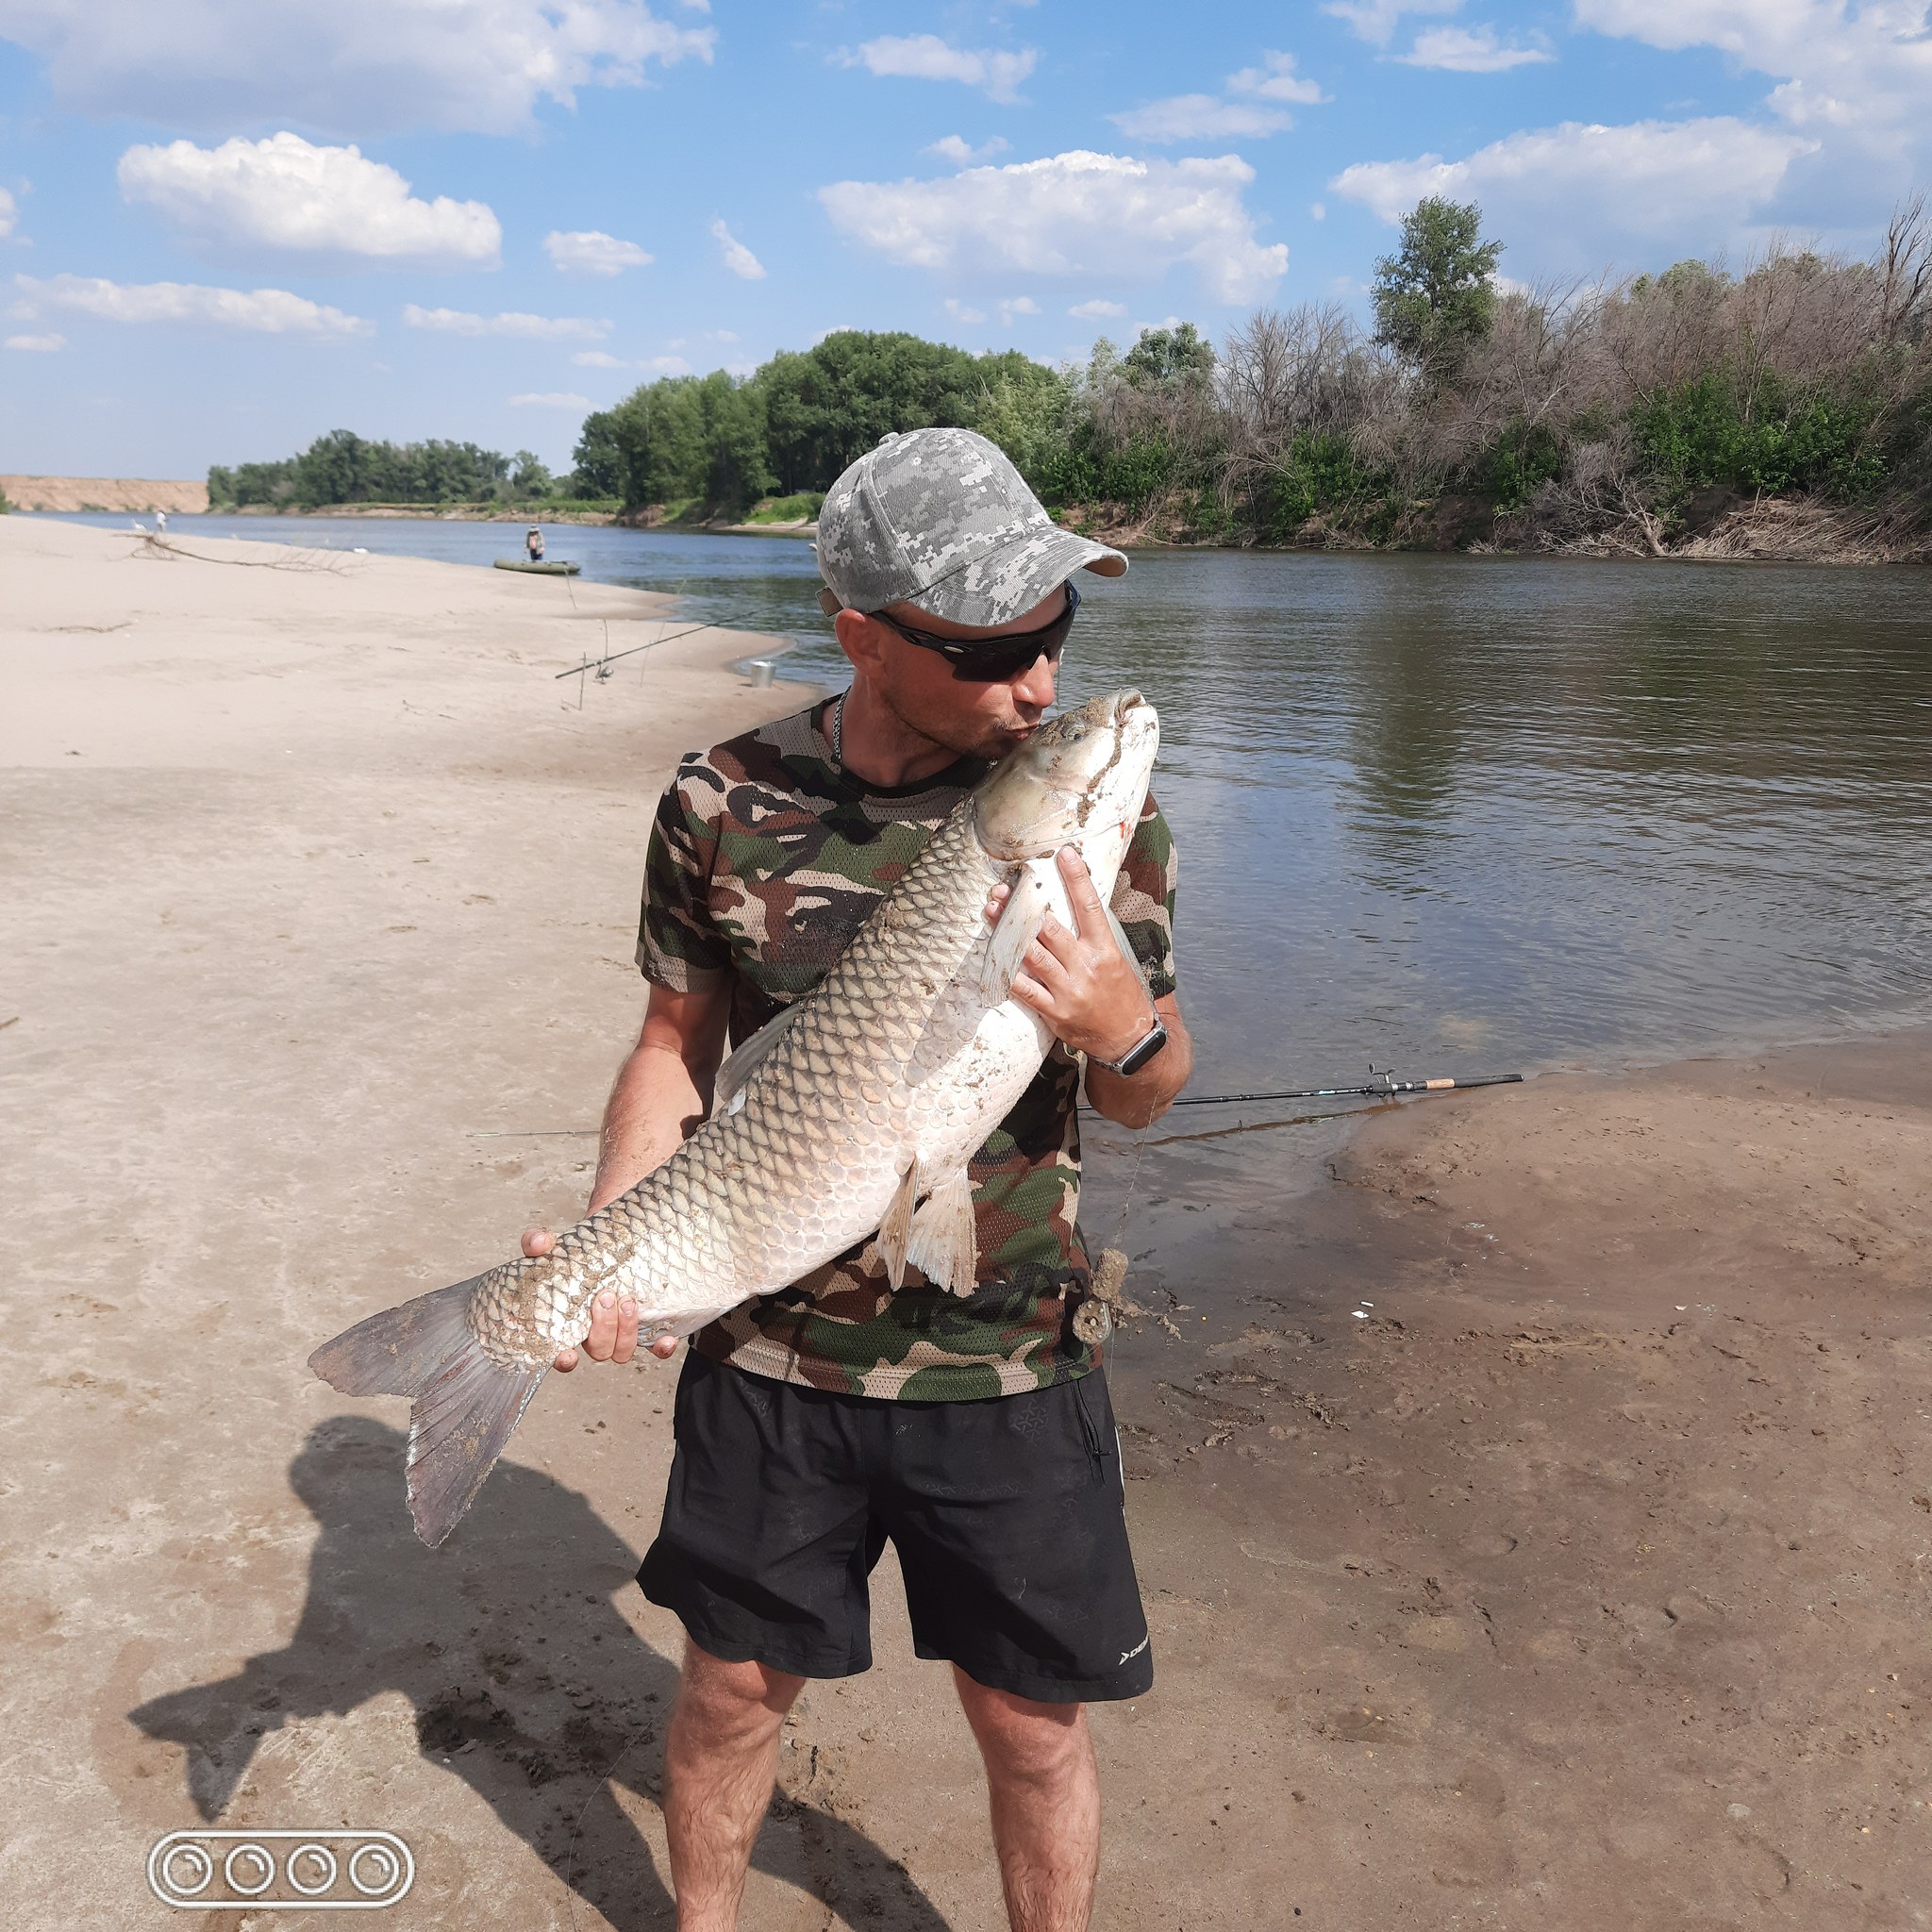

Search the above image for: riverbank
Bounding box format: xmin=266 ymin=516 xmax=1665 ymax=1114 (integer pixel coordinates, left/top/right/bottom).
xmin=3 ymin=473 xmax=208 ymax=514
xmin=158 ymin=491 xmax=1930 ymax=561
xmin=218 ymin=500 xmax=625 ymax=525
xmin=1060 ymin=489 xmax=1932 ymax=565
xmin=1092 ymin=1027 xmax=1930 ymax=1926
xmin=0 ymin=517 xmax=821 ymax=1925
xmin=3 ymin=514 xmax=1924 ymax=1926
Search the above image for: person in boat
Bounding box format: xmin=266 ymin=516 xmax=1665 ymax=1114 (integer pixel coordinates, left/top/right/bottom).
xmin=525 ymin=525 xmax=544 ymax=561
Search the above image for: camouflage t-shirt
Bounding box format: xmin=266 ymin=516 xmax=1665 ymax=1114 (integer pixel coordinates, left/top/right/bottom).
xmin=636 ymin=697 xmax=1179 ymax=1402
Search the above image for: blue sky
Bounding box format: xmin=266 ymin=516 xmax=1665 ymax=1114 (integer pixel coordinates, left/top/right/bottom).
xmin=2 ymin=1 xmax=1927 ymax=478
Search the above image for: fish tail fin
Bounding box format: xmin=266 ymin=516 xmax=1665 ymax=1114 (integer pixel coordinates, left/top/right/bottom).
xmin=308 ymin=1278 xmax=547 ymax=1548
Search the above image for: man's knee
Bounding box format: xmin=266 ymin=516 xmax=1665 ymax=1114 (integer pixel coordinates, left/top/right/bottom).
xmin=673 ymin=1638 xmax=805 ymax=1750
xmin=954 ymin=1669 xmax=1089 ymax=1781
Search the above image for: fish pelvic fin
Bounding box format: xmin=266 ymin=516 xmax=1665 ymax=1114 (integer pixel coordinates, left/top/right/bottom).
xmin=875 ymin=1158 xmax=921 ymax=1291
xmin=308 ymin=1278 xmax=547 ymax=1549
xmin=906 ymin=1168 xmax=978 ymax=1295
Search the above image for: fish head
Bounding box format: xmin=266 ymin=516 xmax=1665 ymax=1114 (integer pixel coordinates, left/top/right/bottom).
xmin=973 ymin=690 xmax=1159 ymax=864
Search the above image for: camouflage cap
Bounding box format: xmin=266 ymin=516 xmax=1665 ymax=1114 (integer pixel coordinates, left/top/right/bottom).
xmin=815 ymin=426 xmax=1127 ymax=628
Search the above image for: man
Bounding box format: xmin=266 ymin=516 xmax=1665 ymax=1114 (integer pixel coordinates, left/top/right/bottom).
xmin=527 ymin=427 xmax=1192 ymax=1931
xmin=525 ymin=525 xmax=545 ymax=561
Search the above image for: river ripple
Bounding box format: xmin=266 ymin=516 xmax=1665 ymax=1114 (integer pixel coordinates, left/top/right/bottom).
xmin=69 ymin=517 xmax=1932 ymax=1096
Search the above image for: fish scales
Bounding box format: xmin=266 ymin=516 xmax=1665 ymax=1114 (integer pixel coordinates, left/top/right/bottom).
xmin=309 ymin=691 xmax=1160 ymax=1545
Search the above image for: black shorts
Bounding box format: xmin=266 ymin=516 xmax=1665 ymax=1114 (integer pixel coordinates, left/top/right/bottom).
xmin=638 ymin=1351 xmax=1154 ymax=1704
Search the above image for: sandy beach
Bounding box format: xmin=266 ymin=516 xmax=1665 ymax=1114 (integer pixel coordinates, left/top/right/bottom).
xmin=3 ymin=514 xmax=1925 ymax=1930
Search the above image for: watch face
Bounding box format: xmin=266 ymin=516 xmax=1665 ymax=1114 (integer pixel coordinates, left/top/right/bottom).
xmin=1115 ymin=1020 xmax=1169 ymax=1076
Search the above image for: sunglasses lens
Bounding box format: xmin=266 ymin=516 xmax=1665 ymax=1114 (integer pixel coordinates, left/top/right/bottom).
xmin=878 ymin=581 xmax=1079 ymax=679
xmin=945 ymin=592 xmax=1076 ymax=679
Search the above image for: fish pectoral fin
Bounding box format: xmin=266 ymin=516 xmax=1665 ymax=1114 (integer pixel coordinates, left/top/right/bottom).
xmin=906 ymin=1168 xmax=978 ymax=1295
xmin=710 ymin=1001 xmax=806 ymax=1119
xmin=874 ymin=1156 xmax=922 ymax=1291
xmin=982 ymin=859 xmax=1054 ymax=998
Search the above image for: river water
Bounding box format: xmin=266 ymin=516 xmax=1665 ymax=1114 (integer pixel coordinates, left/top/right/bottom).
xmin=66 ymin=514 xmax=1932 ymax=1087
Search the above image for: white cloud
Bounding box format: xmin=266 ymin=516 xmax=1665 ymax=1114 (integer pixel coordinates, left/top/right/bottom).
xmin=710 ymin=218 xmax=765 ymax=280
xmin=1109 ymin=95 xmax=1291 ymax=142
xmin=643 ymin=353 xmax=691 ymax=373
xmin=926 ymin=133 xmax=1010 ymax=165
xmin=6 ymin=330 xmax=64 ymax=350
xmin=508 ymin=390 xmax=590 ymax=407
xmin=0 ymin=0 xmax=714 ymax=138
xmin=819 ymin=149 xmax=1289 ymax=304
xmin=0 ymin=187 xmax=15 ymax=238
xmin=842 ymin=34 xmax=1037 ymax=103
xmin=116 ymin=133 xmax=500 ymax=264
xmin=948 ymin=292 xmax=1041 ymax=327
xmin=1577 ymin=0 xmax=1932 ymax=142
xmin=1069 ymin=298 xmax=1126 ymax=318
xmin=1402 ymin=25 xmax=1554 ymax=71
xmin=1324 ymin=0 xmax=1461 ymax=47
xmin=572 ymin=348 xmax=626 ymax=366
xmin=543 ymin=228 xmax=653 ymax=275
xmin=1331 ymin=118 xmax=1818 ymax=262
xmin=403 ymin=303 xmax=609 ymax=339
xmin=14 ymin=272 xmax=373 ymax=333
xmin=1227 ymin=50 xmax=1326 ymax=104
xmin=1112 ymin=48 xmax=1324 ymax=143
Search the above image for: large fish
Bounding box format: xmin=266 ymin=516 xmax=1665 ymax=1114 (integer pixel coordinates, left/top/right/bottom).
xmin=310 ymin=691 xmax=1161 ymax=1546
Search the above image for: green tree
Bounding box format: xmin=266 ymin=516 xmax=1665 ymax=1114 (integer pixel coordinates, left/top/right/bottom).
xmin=760 ymin=331 xmax=996 ymax=491
xmin=1122 ymin=322 xmax=1216 ymax=390
xmin=510 ymin=450 xmax=555 ymax=498
xmin=569 ymin=411 xmax=627 ymax=498
xmin=1371 ymin=196 xmax=1504 ymax=369
xmin=971 ymin=359 xmax=1077 ymax=492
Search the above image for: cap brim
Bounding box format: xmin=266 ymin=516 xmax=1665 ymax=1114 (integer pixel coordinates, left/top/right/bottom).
xmin=908 ymin=525 xmax=1128 ymax=628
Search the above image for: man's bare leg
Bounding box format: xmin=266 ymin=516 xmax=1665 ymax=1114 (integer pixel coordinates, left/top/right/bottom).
xmin=953 ymin=1668 xmax=1101 ymax=1932
xmin=662 ymin=1639 xmax=804 ymax=1932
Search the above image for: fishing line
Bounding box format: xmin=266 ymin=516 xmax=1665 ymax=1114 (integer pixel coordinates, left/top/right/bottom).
xmin=560 ymin=1731 xmax=651 ymax=1932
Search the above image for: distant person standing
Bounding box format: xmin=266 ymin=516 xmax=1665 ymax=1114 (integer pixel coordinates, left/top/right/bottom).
xmin=525 ymin=525 xmax=544 ymax=562
xmin=155 ymin=509 xmax=167 ymax=534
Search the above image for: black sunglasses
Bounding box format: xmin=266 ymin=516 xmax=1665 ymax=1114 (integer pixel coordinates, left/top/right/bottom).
xmin=870 ymin=581 xmax=1079 ymax=681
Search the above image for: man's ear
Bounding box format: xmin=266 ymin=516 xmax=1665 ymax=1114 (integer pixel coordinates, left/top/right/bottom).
xmin=834 ymin=608 xmax=887 ymax=677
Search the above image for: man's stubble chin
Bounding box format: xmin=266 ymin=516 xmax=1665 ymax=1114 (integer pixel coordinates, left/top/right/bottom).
xmin=881 ymin=682 xmax=1038 ymax=764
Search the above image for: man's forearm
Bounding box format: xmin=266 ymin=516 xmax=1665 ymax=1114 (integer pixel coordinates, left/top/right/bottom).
xmin=589 ymin=1041 xmax=710 ymax=1212
xmin=1083 ymin=997 xmax=1193 ymax=1129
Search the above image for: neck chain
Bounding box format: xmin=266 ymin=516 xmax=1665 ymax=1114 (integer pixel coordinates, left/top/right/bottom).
xmin=830 ymin=691 xmax=846 ymax=766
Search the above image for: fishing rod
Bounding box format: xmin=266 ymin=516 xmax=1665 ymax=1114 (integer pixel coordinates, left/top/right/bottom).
xmin=552 ymin=618 xmax=718 ymax=679
xmin=1166 ymin=1068 xmax=1523 ymax=1108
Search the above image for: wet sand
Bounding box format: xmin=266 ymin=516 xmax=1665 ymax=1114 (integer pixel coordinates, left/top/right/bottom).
xmin=4 ymin=515 xmax=1926 ymax=1928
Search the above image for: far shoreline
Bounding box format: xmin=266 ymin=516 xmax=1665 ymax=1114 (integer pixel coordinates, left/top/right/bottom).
xmin=26 ymin=501 xmax=1927 ymax=566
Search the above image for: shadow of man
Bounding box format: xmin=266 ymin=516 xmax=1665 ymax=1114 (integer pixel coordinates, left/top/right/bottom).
xmin=130 ymin=1416 xmax=950 ymax=1932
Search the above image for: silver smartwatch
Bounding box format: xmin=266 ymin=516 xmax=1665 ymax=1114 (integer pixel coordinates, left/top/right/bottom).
xmin=1092 ymin=1011 xmax=1170 ymax=1077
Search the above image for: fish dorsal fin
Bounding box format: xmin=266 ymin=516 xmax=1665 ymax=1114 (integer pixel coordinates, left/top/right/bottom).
xmin=710 ymin=1001 xmax=807 ymax=1119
